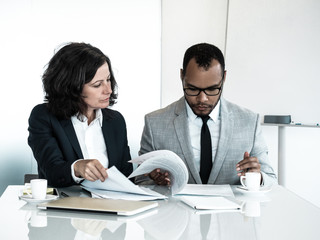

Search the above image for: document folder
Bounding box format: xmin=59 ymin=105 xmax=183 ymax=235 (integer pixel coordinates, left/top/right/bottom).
xmin=38 ymin=197 xmax=158 ymax=216
xmin=180 ymin=196 xmax=241 ymax=210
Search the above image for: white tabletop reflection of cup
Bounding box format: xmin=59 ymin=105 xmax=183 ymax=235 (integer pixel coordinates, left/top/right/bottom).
xmin=26 ymin=211 xmax=48 ymax=228
xmin=31 ymin=179 xmax=47 ymax=199
xmin=243 ymin=201 xmax=261 ymax=217
xmin=240 ymin=172 xmax=261 ymax=191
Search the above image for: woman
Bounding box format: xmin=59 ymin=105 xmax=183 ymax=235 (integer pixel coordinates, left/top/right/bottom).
xmin=28 ymin=42 xmax=132 ymax=187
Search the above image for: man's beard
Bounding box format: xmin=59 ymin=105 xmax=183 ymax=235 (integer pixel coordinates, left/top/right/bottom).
xmin=185 ymin=95 xmax=221 ymax=117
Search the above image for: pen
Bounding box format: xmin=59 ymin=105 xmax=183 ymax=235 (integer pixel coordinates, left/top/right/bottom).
xmin=60 ymin=192 xmax=69 ymax=198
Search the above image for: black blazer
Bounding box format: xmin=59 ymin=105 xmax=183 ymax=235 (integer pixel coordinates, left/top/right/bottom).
xmin=28 ymin=104 xmax=132 ymax=187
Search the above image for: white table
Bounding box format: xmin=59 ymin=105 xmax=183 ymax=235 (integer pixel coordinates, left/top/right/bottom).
xmin=0 ymin=185 xmax=319 ymax=240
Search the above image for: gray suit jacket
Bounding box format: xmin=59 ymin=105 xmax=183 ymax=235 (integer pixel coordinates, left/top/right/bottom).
xmin=139 ymin=97 xmax=277 ymax=186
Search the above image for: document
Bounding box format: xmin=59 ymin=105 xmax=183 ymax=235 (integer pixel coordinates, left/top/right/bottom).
xmin=82 ymin=166 xmax=167 ymax=201
xmin=180 ymin=196 xmax=241 ymax=210
xmin=128 ymin=150 xmax=189 ymax=195
xmin=82 ymin=151 xmax=233 ymax=202
xmin=176 ymin=184 xmax=234 ymax=197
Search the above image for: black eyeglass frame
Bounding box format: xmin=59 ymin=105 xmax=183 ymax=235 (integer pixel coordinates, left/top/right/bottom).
xmin=183 ymin=77 xmax=224 ymax=96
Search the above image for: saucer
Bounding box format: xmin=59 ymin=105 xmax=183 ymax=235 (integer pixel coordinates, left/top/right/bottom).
xmin=236 ymin=186 xmax=272 ymax=195
xmin=19 ymin=194 xmax=59 ymax=204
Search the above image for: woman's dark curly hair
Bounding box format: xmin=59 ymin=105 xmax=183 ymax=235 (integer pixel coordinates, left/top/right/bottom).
xmin=42 ymin=42 xmax=118 ymax=119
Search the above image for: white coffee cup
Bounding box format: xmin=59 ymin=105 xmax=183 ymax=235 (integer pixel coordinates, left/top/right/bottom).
xmin=240 ymin=172 xmax=261 ymax=191
xmin=31 ymin=179 xmax=47 ymax=199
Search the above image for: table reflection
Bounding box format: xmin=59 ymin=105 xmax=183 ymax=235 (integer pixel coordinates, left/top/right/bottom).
xmin=21 ymin=186 xmax=273 ymax=240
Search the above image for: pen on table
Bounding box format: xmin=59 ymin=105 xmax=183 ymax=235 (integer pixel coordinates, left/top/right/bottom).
xmin=294 ymin=123 xmax=320 ymax=126
xmin=60 ymin=192 xmax=69 ymax=198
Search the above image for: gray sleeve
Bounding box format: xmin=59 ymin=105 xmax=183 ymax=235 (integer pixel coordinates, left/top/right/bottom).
xmin=251 ymin=115 xmax=278 ymax=186
xmin=136 ymin=115 xmax=156 ymax=185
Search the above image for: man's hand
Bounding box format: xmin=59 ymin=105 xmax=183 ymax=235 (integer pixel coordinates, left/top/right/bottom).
xmin=74 ymin=159 xmax=108 ymax=182
xmin=236 ymin=152 xmax=261 ymax=177
xmin=146 ymin=168 xmax=171 ymax=186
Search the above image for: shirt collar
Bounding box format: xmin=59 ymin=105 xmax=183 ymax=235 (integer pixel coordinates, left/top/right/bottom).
xmin=71 ymin=109 xmax=103 ymax=127
xmin=185 ymin=99 xmax=221 ymax=123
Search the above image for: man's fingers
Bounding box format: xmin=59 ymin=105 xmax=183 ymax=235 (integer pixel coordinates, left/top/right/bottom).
xmin=239 ymin=161 xmax=260 ymax=170
xmin=149 ymin=169 xmax=160 ymax=179
xmin=156 ymin=177 xmax=171 ymax=186
xmin=149 ymin=169 xmax=171 ymax=186
xmin=243 ymin=151 xmax=250 ymax=159
xmin=237 ymin=159 xmax=261 ymax=174
xmin=237 ymin=153 xmax=261 ymax=176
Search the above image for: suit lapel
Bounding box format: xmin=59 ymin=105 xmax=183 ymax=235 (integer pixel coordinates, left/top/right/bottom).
xmin=208 ymin=98 xmax=234 ymax=184
xmin=101 ymin=111 xmax=116 ymax=167
xmin=59 ymin=119 xmax=83 ymax=159
xmin=174 ymin=98 xmax=202 ymax=184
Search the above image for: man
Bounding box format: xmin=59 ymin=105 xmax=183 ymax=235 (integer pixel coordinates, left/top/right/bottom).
xmin=139 ymin=43 xmax=277 ymax=186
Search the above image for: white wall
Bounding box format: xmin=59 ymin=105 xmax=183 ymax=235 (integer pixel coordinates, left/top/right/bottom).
xmin=0 ymin=0 xmax=161 ymax=194
xmin=224 ymin=0 xmax=320 ymax=123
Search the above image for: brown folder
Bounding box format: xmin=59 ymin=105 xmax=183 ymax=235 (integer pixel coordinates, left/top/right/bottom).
xmin=38 ymin=197 xmax=158 ymax=216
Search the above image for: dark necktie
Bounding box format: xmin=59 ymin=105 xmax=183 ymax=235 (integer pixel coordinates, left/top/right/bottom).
xmin=200 ymin=116 xmax=212 ymax=184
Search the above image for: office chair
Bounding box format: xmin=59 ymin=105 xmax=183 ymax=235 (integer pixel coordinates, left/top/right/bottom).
xmin=24 ymin=174 xmax=39 ymax=184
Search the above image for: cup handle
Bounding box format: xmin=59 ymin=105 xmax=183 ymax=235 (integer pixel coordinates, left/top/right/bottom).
xmin=22 ymin=183 xmax=32 ymax=197
xmin=240 ymin=176 xmax=247 ymax=188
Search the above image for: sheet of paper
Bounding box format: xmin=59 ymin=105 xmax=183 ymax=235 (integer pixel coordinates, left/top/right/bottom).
xmin=180 ymin=196 xmax=241 ymax=210
xmin=83 ymin=187 xmax=166 ymax=201
xmin=176 ymin=184 xmax=234 ymax=197
xmin=128 ymin=150 xmax=189 ymax=194
xmin=81 ymin=166 xmax=166 ymax=200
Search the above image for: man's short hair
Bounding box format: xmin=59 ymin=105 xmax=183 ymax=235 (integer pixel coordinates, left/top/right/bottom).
xmin=182 ymin=43 xmax=225 ymax=77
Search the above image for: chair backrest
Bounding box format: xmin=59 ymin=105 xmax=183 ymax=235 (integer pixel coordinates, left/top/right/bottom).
xmin=24 ymin=174 xmax=39 ymax=184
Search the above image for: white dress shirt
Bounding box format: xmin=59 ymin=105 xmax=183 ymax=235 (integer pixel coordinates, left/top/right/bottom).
xmin=70 ymin=109 xmax=109 ymax=183
xmin=186 ymin=100 xmax=221 ymax=172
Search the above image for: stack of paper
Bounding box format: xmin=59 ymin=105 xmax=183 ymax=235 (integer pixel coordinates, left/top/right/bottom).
xmin=175 ymin=184 xmax=241 ymax=211
xmin=82 ymin=166 xmax=167 ymax=201
xmin=179 ymin=196 xmax=241 ymax=210
xmin=176 ymin=184 xmax=234 ymax=197
xmin=82 ymin=150 xmax=189 ymax=200
xmin=128 ymin=150 xmax=189 ymax=194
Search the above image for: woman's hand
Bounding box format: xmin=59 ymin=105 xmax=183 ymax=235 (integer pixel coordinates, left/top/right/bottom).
xmin=74 ymin=159 xmax=108 ymax=182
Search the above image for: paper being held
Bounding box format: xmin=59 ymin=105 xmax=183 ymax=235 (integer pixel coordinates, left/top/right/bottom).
xmin=128 ymin=150 xmax=189 ymax=195
xmin=82 ymin=166 xmax=166 ymax=200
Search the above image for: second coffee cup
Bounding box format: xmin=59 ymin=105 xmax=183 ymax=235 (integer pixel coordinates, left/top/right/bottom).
xmin=240 ymin=172 xmax=261 ymax=191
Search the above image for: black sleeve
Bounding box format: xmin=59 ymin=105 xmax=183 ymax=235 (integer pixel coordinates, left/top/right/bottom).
xmin=28 ymin=104 xmax=76 ymax=187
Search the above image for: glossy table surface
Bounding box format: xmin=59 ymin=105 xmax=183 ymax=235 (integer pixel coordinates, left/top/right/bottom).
xmin=0 ymin=184 xmax=319 ymax=240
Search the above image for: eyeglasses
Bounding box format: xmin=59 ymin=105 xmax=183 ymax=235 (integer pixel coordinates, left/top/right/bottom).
xmin=183 ymin=79 xmax=224 ymax=96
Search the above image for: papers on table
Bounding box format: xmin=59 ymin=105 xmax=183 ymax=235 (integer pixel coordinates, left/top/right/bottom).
xmin=82 ymin=150 xmax=238 ymax=210
xmin=83 ymin=150 xmax=189 ymax=200
xmin=179 ymin=196 xmax=241 ymax=210
xmin=177 ymin=184 xmax=234 ymax=197
xmin=82 ymin=166 xmax=167 ymax=201
xmin=128 ymin=150 xmax=189 ymax=194
xmin=175 ymin=184 xmax=241 ymax=211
